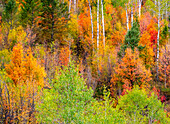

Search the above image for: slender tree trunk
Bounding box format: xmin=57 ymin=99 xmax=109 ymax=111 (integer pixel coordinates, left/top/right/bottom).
xmin=30 ymin=10 xmax=34 ymax=48
xmin=101 ymin=0 xmax=105 ymax=48
xmin=51 ymin=11 xmax=54 ymax=52
xmin=88 ymin=0 xmax=94 ymax=52
xmin=126 ymin=5 xmax=129 ymax=31
xmin=69 ymin=0 xmax=71 ymax=15
xmin=74 ymin=0 xmax=76 ymax=13
xmin=154 ymin=0 xmax=157 ymax=14
xmin=10 ymin=13 xmax=13 ymax=30
xmin=165 ymin=2 xmax=168 ymax=20
xmin=164 ymin=44 xmax=167 ymax=88
xmin=5 ymin=82 xmax=11 ymax=122
xmin=0 ymin=81 xmax=4 ymax=122
xmin=131 ymin=0 xmax=133 ymax=27
xmin=156 ymin=0 xmax=160 ymax=82
xmin=97 ymin=0 xmax=99 ymax=51
xmin=97 ymin=0 xmax=100 ymax=75
xmin=155 ymin=0 xmax=157 ymax=9
xmin=139 ymin=0 xmax=142 ymax=17
xmin=51 ymin=12 xmax=54 ymax=42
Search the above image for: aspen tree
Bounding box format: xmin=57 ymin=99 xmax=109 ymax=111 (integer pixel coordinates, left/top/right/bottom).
xmin=101 ymin=0 xmax=105 ymax=48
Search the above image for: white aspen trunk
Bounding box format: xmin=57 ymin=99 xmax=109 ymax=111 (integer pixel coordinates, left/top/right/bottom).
xmin=69 ymin=0 xmax=71 ymax=14
xmin=156 ymin=0 xmax=160 ymax=82
xmin=166 ymin=2 xmax=168 ymax=20
xmin=164 ymin=44 xmax=167 ymax=88
xmin=74 ymin=0 xmax=76 ymax=13
xmin=131 ymin=0 xmax=133 ymax=27
xmin=139 ymin=0 xmax=142 ymax=17
xmin=154 ymin=0 xmax=157 ymax=14
xmin=88 ymin=0 xmax=94 ymax=52
xmin=126 ymin=5 xmax=129 ymax=31
xmin=101 ymin=0 xmax=105 ymax=48
xmin=155 ymin=0 xmax=157 ymax=6
xmin=97 ymin=0 xmax=99 ymax=51
xmin=97 ymin=0 xmax=100 ymax=75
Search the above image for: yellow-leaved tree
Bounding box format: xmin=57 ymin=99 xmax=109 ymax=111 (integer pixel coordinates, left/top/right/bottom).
xmin=0 ymin=43 xmax=46 ymax=123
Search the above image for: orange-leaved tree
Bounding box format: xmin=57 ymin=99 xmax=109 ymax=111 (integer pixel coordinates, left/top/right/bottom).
xmin=1 ymin=43 xmax=46 ymax=123
xmin=110 ymin=48 xmax=152 ymax=97
xmin=139 ymin=31 xmax=155 ymax=69
xmin=6 ymin=43 xmax=46 ymax=86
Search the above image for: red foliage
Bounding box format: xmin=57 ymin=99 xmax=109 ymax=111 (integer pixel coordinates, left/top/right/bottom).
xmin=146 ymin=20 xmax=158 ymax=46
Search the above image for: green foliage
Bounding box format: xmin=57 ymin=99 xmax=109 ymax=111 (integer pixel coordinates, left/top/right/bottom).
xmin=38 ymin=0 xmax=68 ymax=45
xmin=160 ymin=25 xmax=168 ymax=45
xmin=86 ymin=86 xmax=125 ymax=124
xmin=36 ymin=62 xmax=94 ymax=123
xmin=36 ymin=70 xmax=126 ymax=123
xmin=117 ymin=86 xmax=169 ymax=124
xmin=0 ymin=49 xmax=11 ymax=69
xmin=20 ymin=0 xmax=41 ymax=27
xmin=118 ymin=18 xmax=144 ymax=57
xmin=2 ymin=0 xmax=18 ymax=29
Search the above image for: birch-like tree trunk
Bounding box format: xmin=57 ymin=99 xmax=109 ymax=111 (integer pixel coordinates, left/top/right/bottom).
xmin=101 ymin=0 xmax=105 ymax=48
xmin=155 ymin=0 xmax=157 ymax=6
xmin=139 ymin=0 xmax=142 ymax=17
xmin=97 ymin=0 xmax=99 ymax=51
xmin=156 ymin=0 xmax=160 ymax=82
xmin=165 ymin=1 xmax=168 ymax=20
xmin=126 ymin=5 xmax=129 ymax=31
xmin=69 ymin=0 xmax=71 ymax=14
xmin=131 ymin=0 xmax=133 ymax=27
xmin=88 ymin=0 xmax=94 ymax=52
xmin=74 ymin=0 xmax=76 ymax=13
xmin=164 ymin=44 xmax=167 ymax=88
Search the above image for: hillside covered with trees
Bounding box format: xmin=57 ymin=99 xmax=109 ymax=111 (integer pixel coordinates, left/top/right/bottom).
xmin=0 ymin=0 xmax=170 ymax=123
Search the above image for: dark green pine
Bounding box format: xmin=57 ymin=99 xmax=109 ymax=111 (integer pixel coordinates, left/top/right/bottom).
xmin=118 ymin=17 xmax=144 ymax=57
xmin=20 ymin=0 xmax=41 ymax=28
xmin=39 ymin=0 xmax=68 ymax=45
xmin=2 ymin=0 xmax=18 ymax=29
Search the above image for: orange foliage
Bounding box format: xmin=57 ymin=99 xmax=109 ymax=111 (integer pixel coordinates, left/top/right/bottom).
xmin=139 ymin=31 xmax=155 ymax=68
xmin=159 ymin=47 xmax=170 ymax=88
xmin=139 ymin=12 xmax=152 ymax=35
xmin=110 ymin=48 xmax=152 ymax=96
xmin=146 ymin=20 xmax=158 ymax=46
xmin=1 ymin=43 xmax=46 ymax=123
xmin=59 ymin=46 xmax=70 ymax=66
xmin=5 ymin=43 xmax=46 ymax=86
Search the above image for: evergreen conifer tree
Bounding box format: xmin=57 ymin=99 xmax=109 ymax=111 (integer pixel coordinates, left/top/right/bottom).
xmin=118 ymin=17 xmax=144 ymax=57
xmin=2 ymin=0 xmax=18 ymax=30
xmin=20 ymin=0 xmax=41 ymax=28
xmin=38 ymin=0 xmax=68 ymax=47
xmin=20 ymin=0 xmax=42 ymax=47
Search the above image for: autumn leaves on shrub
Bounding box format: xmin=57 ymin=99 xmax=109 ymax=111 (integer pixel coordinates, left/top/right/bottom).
xmin=0 ymin=43 xmax=46 ymax=123
xmin=110 ymin=48 xmax=152 ymax=97
xmin=5 ymin=43 xmax=46 ymax=86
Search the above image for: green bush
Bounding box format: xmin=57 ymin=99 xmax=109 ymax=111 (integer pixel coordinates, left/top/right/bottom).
xmin=36 ymin=62 xmax=125 ymax=123
xmin=36 ymin=62 xmax=94 ymax=123
xmin=117 ymin=86 xmax=169 ymax=124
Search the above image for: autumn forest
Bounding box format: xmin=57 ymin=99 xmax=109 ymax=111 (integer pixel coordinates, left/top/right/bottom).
xmin=0 ymin=0 xmax=170 ymax=123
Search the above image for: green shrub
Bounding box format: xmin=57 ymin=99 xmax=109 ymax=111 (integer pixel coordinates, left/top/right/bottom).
xmin=117 ymin=86 xmax=169 ymax=124
xmin=36 ymin=62 xmax=94 ymax=123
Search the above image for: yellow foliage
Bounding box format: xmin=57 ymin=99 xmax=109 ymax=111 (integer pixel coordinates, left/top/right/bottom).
xmin=5 ymin=43 xmax=46 ymax=86
xmin=0 ymin=70 xmax=41 ymax=123
xmin=139 ymin=31 xmax=155 ymax=68
xmin=2 ymin=43 xmax=46 ymax=122
xmin=8 ymin=26 xmax=27 ymax=44
xmin=0 ymin=49 xmax=11 ymax=69
xmin=68 ymin=14 xmax=78 ymax=37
